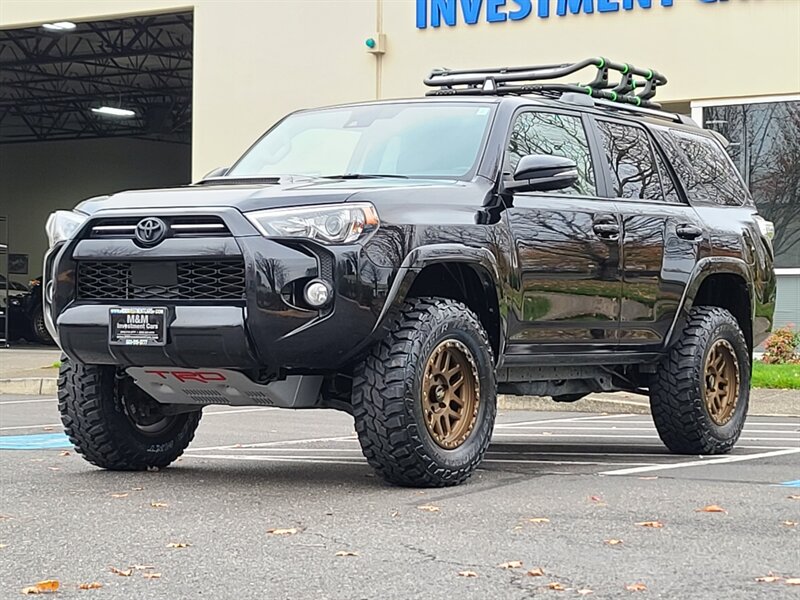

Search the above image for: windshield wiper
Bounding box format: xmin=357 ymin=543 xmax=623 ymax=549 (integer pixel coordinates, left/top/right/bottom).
xmin=321 ymin=173 xmax=410 ymax=180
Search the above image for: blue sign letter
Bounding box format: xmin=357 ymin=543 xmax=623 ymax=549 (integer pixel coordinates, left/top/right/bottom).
xmin=557 ymin=0 xmax=594 ymax=16
xmin=431 ymin=0 xmax=457 ymax=26
xmin=622 ymin=0 xmax=651 ymax=9
xmin=460 ymin=0 xmax=483 ymax=24
xmin=538 ymin=0 xmax=550 ymax=17
xmin=509 ymin=0 xmax=532 ymax=20
xmin=487 ymin=0 xmax=508 ymax=22
xmin=597 ymin=0 xmax=618 ymax=11
xmin=417 ymin=0 xmax=428 ymax=28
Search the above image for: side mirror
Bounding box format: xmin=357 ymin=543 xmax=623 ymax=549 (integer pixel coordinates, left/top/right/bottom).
xmin=506 ymin=154 xmax=578 ymax=193
xmin=202 ymin=166 xmax=229 ymax=179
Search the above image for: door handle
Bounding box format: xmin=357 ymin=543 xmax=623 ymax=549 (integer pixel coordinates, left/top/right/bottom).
xmin=676 ymin=223 xmax=703 ymax=241
xmin=592 ymin=217 xmax=619 ymax=240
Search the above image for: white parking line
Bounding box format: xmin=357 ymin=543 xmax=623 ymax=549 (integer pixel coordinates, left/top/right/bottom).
xmin=503 ymin=426 xmax=797 ymax=434
xmin=497 ymin=414 xmax=640 ymax=428
xmin=0 ymin=423 xmax=62 ymax=431
xmin=0 ymin=398 xmax=58 ymax=405
xmin=492 ymin=432 xmax=800 ymax=442
xmin=185 ymin=435 xmax=358 ymax=452
xmin=600 ymin=447 xmax=800 ymax=476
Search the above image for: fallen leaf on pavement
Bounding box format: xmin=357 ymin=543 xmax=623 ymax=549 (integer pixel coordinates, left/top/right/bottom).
xmin=166 ymin=542 xmax=190 ymax=548
xmin=109 ymin=566 xmax=132 ymax=577
xmin=625 ymin=582 xmax=647 ymax=592
xmin=417 ymin=505 xmax=440 ymax=512
xmin=638 ymin=476 xmax=658 ymax=480
xmin=589 ymin=495 xmax=603 ymax=502
xmin=266 ymin=528 xmax=298 ymax=535
xmin=527 ymin=567 xmax=545 ymax=577
xmin=21 ymin=580 xmax=59 ymax=594
xmin=131 ymin=487 xmax=144 ymax=491
xmin=635 ymin=521 xmax=664 ymax=528
xmin=696 ymin=505 xmax=726 ymax=513
xmin=547 ymin=582 xmax=565 ymax=591
xmin=42 ymin=427 xmax=54 ymax=431
xmin=786 ymin=579 xmax=800 ymax=585
xmin=47 ymin=467 xmax=60 ymax=472
xmin=131 ymin=565 xmax=155 ymax=571
xmin=143 ymin=572 xmax=161 ymax=579
xmin=498 ymin=560 xmax=523 ymax=569
xmin=110 ymin=493 xmax=128 ymax=499
xmin=788 ymin=495 xmax=800 ymax=500
xmin=528 ymin=517 xmax=550 ymax=524
xmin=782 ymin=521 xmax=798 ymax=527
xmin=458 ymin=570 xmax=478 ymax=578
xmin=150 ymin=501 xmax=168 ymax=508
xmin=577 ymin=590 xmax=593 ymax=596
xmin=755 ymin=573 xmax=781 ymax=583
xmin=334 ymin=550 xmax=359 ymax=557
xmin=59 ymin=451 xmax=70 ymax=457
xmin=78 ymin=582 xmax=102 ymax=590
xmin=605 ymin=539 xmax=624 ymax=545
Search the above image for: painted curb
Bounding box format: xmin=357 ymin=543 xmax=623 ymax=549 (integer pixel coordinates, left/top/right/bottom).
xmin=0 ymin=378 xmax=58 ymax=396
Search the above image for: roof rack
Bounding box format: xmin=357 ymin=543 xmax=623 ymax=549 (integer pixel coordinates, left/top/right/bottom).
xmin=424 ymin=57 xmax=667 ymax=110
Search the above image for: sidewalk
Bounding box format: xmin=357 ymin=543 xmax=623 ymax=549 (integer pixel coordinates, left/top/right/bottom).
xmin=0 ymin=347 xmax=797 ymax=415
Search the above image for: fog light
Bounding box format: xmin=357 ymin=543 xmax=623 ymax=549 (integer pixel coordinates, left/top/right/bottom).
xmin=45 ymin=281 xmax=54 ymax=304
xmin=304 ymin=280 xmax=332 ymax=308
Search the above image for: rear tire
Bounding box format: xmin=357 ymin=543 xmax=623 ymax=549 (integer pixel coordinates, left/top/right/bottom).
xmin=650 ymin=306 xmax=750 ymax=455
xmin=58 ymin=357 xmax=201 ymax=470
xmin=352 ymin=298 xmax=496 ymax=487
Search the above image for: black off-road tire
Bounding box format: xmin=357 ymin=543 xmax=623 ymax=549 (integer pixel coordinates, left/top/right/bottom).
xmin=352 ymin=297 xmax=496 ymax=487
xmin=650 ymin=306 xmax=750 ymax=455
xmin=30 ymin=310 xmax=54 ymax=345
xmin=58 ymin=357 xmax=201 ymax=470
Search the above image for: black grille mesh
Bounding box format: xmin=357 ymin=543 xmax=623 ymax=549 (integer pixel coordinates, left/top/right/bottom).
xmin=77 ymin=260 xmax=246 ymax=301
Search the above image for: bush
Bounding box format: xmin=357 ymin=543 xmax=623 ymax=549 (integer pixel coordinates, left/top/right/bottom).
xmin=762 ymin=325 xmax=800 ymax=365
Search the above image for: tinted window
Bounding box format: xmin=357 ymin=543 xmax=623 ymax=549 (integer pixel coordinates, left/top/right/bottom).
xmin=656 ymin=130 xmax=750 ymax=206
xmin=596 ymin=121 xmax=663 ymax=201
xmin=507 ymin=112 xmax=596 ymax=196
xmin=652 ymin=147 xmax=682 ymax=204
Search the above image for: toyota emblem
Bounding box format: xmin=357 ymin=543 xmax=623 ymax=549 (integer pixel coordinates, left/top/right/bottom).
xmin=134 ymin=217 xmax=168 ymax=246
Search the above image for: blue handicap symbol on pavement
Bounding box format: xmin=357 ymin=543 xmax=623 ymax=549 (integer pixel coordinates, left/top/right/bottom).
xmin=0 ymin=432 xmax=72 ymax=450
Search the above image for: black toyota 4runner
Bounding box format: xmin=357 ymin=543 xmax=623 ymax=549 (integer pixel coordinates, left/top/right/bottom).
xmin=44 ymin=59 xmax=776 ymax=487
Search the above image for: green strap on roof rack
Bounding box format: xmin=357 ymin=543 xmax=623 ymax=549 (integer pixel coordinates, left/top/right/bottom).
xmin=424 ymin=57 xmax=667 ymax=110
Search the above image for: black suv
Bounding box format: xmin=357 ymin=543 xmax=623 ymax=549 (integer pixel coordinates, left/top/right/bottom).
xmin=45 ymin=59 xmax=776 ymax=487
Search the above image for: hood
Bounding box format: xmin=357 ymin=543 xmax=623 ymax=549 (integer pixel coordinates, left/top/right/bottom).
xmin=75 ymin=178 xmax=452 ymax=215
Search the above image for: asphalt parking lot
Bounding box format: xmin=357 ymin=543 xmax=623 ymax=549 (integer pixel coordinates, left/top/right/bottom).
xmin=1 ymin=394 xmax=798 ymax=599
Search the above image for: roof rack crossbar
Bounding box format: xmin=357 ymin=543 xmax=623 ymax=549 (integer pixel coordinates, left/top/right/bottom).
xmin=424 ymin=57 xmax=667 ymax=110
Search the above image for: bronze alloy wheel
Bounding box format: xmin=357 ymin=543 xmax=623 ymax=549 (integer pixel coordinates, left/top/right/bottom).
xmin=703 ymin=339 xmax=740 ymax=426
xmin=422 ymin=339 xmax=480 ymax=449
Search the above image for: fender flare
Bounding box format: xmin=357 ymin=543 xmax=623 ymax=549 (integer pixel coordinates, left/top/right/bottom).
xmin=370 ymin=242 xmax=503 ymax=342
xmin=663 ymin=256 xmax=755 ymax=350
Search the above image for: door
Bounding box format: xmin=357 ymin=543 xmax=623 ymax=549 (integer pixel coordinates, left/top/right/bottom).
xmin=503 ymin=110 xmax=622 ymax=355
xmin=593 ymin=118 xmax=704 ymax=351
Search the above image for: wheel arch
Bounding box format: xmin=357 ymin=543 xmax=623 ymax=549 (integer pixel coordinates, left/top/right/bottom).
xmin=666 ymin=258 xmax=754 ymax=354
xmin=373 ymin=244 xmax=504 ymax=361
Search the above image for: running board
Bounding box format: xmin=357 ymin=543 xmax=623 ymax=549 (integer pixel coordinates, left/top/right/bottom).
xmin=126 ymin=367 xmax=323 ymax=408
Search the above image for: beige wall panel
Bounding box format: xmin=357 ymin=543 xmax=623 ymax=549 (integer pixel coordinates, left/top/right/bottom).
xmin=190 ymin=1 xmax=377 ymax=178
xmin=381 ymin=0 xmax=800 ymax=103
xmin=0 ymin=0 xmax=191 ymax=27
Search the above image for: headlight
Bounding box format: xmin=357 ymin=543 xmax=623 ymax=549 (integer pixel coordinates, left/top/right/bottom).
xmin=45 ymin=210 xmax=88 ymax=248
xmin=246 ymin=202 xmax=379 ymax=244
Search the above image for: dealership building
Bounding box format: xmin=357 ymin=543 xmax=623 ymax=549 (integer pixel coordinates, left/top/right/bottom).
xmin=1 ymin=0 xmax=799 ymax=328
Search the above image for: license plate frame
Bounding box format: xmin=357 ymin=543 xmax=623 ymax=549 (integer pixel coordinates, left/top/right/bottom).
xmin=109 ymin=307 xmax=167 ymax=347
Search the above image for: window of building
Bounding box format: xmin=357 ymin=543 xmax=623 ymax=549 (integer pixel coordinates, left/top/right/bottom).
xmin=696 ymin=99 xmax=800 ymax=269
xmin=506 ymin=111 xmax=596 ymax=196
xmin=596 ymin=120 xmax=664 ymax=201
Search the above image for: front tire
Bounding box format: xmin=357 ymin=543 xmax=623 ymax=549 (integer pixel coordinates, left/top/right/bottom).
xmin=352 ymin=298 xmax=497 ymax=487
xmin=650 ymin=306 xmax=750 ymax=455
xmin=58 ymin=358 xmax=201 ymax=470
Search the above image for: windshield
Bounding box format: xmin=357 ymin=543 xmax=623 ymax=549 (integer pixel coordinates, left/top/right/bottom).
xmin=226 ymin=102 xmax=494 ymax=179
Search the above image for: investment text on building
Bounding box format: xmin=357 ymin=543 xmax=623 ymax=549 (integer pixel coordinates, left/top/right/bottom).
xmin=416 ymin=0 xmax=729 ymax=29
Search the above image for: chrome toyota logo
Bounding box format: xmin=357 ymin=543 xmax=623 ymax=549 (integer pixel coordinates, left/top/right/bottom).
xmin=134 ymin=217 xmax=167 ymax=246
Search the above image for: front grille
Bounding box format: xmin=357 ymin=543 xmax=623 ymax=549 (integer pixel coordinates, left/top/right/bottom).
xmin=76 ymin=260 xmax=246 ymax=301
xmin=89 ymin=216 xmax=231 ymax=240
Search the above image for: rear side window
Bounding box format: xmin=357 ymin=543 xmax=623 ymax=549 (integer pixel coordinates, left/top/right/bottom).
xmin=596 ymin=120 xmax=663 ymax=201
xmin=656 ymin=130 xmax=750 ymax=206
xmin=507 ymin=111 xmax=597 ymax=196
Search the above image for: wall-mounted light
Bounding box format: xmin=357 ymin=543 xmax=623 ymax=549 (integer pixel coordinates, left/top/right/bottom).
xmin=91 ymin=106 xmax=136 ymax=118
xmin=42 ymin=22 xmax=77 ymax=31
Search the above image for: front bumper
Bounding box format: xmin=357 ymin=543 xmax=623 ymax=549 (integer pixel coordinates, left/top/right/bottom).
xmin=46 ymin=207 xmax=394 ymax=375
